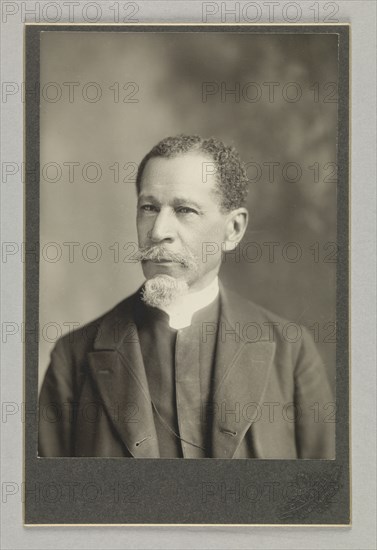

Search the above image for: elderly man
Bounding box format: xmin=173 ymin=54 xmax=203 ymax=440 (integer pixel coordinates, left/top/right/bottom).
xmin=39 ymin=134 xmax=335 ymax=459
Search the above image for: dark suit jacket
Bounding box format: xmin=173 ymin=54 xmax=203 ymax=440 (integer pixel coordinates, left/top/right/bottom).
xmin=38 ymin=284 xmax=335 ymax=459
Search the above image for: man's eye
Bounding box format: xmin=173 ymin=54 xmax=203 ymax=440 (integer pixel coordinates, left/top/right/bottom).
xmin=176 ymin=206 xmax=198 ymax=215
xmin=140 ymin=204 xmax=157 ymax=212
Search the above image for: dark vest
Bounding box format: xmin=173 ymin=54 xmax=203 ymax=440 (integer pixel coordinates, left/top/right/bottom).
xmin=134 ymin=295 xmax=220 ymax=458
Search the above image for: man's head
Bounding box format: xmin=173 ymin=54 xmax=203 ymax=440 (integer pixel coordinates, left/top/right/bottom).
xmin=134 ymin=134 xmax=249 ymax=306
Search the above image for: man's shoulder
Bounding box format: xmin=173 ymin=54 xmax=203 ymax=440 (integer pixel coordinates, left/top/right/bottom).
xmin=220 ymin=284 xmax=314 ymax=353
xmin=220 ymin=284 xmax=293 ymax=326
xmin=55 ymin=289 xmax=140 ymax=355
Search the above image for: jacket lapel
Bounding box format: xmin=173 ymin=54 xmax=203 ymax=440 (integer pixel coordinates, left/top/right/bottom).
xmin=211 ymin=285 xmax=276 ymax=458
xmin=87 ymin=292 xmax=160 ymax=458
xmin=85 ymin=284 xmax=275 ymax=459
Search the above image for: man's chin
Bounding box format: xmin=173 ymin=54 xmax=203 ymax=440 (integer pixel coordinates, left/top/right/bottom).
xmin=141 ymin=274 xmax=189 ymax=308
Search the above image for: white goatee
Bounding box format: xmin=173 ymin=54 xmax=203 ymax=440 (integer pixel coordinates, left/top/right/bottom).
xmin=141 ymin=275 xmax=189 ymax=308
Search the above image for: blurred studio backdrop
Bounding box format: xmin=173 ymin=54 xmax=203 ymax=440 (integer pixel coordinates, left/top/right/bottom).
xmin=39 ymin=30 xmax=338 ymax=389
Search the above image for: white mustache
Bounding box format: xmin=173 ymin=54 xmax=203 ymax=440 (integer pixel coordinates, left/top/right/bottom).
xmin=134 ymin=246 xmax=198 ymax=270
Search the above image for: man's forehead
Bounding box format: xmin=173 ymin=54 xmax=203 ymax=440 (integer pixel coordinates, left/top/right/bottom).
xmin=138 ymin=153 xmax=220 ymax=206
xmin=141 ymin=152 xmax=217 ymax=183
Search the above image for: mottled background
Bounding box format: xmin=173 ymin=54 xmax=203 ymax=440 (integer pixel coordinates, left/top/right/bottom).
xmin=39 ymin=31 xmax=338 ymax=389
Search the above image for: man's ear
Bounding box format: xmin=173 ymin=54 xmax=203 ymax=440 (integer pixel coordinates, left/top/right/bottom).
xmin=223 ymin=208 xmax=249 ymax=252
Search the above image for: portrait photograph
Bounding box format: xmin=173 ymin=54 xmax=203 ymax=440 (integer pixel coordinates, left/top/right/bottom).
xmin=24 ymin=23 xmax=350 ymax=525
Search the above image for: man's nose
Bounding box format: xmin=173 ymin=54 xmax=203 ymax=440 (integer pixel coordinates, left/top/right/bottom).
xmin=149 ymin=209 xmax=176 ymax=243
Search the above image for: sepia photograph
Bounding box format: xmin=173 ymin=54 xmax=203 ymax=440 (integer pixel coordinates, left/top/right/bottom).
xmin=24 ymin=24 xmax=350 ymax=525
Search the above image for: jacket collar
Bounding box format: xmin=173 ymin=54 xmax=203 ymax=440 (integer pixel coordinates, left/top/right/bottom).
xmin=89 ymin=289 xmax=160 ymax=457
xmin=88 ymin=283 xmax=275 ymax=458
xmin=211 ymin=283 xmax=276 ymax=457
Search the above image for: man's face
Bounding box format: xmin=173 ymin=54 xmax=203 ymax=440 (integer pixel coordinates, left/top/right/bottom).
xmin=136 ymin=152 xmax=230 ymax=291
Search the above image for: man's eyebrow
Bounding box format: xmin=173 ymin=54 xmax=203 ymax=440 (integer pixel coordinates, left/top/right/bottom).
xmin=171 ymin=197 xmax=203 ymax=210
xmin=138 ymin=194 xmax=159 ymax=204
xmin=138 ymin=195 xmax=204 ymax=210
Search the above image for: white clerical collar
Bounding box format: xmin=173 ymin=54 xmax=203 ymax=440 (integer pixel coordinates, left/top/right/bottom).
xmin=158 ymin=276 xmax=219 ymax=330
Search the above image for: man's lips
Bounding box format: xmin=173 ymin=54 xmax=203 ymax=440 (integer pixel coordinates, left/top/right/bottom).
xmin=143 ymin=259 xmax=183 ymax=266
xmin=144 ymin=259 xmax=172 ymax=263
xmin=148 ymin=259 xmax=178 ymax=264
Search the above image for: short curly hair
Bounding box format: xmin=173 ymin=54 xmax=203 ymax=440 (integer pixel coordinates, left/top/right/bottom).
xmin=136 ymin=134 xmax=249 ymax=212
